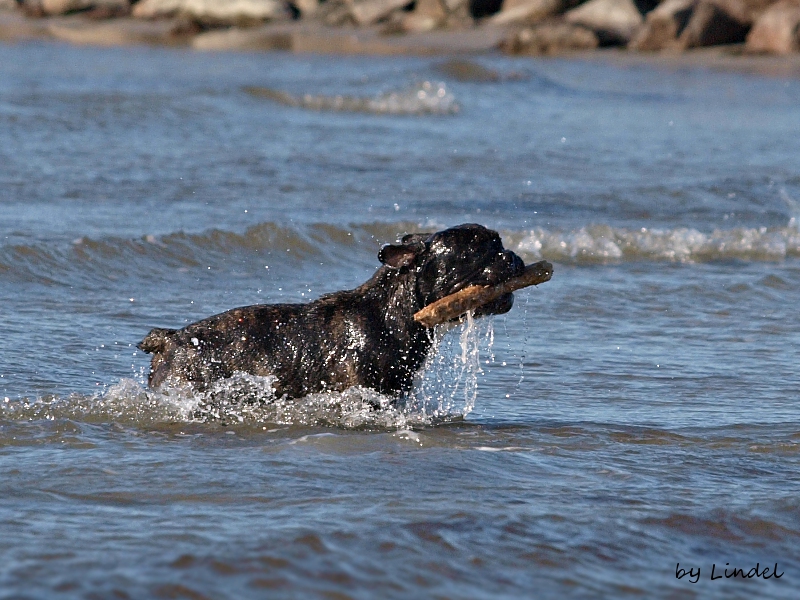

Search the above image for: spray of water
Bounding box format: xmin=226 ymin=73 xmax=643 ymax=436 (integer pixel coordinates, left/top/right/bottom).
xmin=1 ymin=314 xmax=495 ymax=430
xmin=781 ymin=188 xmax=800 ymax=232
xmin=401 ymin=311 xmax=494 ymax=421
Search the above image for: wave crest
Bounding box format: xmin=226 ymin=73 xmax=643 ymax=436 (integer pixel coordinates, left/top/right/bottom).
xmin=510 ymin=224 xmax=800 ymax=264
xmin=244 ymin=81 xmax=459 ymax=116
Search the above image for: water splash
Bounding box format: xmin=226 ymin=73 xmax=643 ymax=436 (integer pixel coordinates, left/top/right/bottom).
xmin=0 ymin=378 xmax=200 ymax=426
xmin=0 ymin=316 xmax=494 ymax=430
xmin=244 ymin=81 xmax=459 ymax=116
xmin=402 ymin=311 xmax=493 ymax=421
xmin=781 ymin=188 xmax=800 ymax=232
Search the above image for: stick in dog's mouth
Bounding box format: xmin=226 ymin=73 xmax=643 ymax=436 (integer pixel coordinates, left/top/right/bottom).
xmin=413 ymin=260 xmax=553 ymax=328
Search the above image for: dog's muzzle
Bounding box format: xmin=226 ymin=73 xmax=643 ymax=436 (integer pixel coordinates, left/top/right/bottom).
xmin=472 ymin=250 xmax=525 ymax=317
xmin=473 ymin=292 xmax=515 ymax=317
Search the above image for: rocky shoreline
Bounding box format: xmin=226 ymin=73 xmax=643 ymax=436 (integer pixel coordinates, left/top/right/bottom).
xmin=1 ymin=0 xmax=800 ymax=65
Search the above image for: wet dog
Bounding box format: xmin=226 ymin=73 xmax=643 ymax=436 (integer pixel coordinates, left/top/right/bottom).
xmin=138 ymin=224 xmax=525 ymax=399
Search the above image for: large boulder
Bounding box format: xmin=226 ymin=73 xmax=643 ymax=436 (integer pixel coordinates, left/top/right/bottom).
xmin=501 ymin=19 xmax=600 ymax=53
xmin=132 ymin=0 xmax=286 ymax=25
xmin=629 ymin=0 xmax=695 ymax=50
xmin=746 ymin=0 xmax=800 ymax=52
xmin=564 ymin=0 xmax=644 ymax=44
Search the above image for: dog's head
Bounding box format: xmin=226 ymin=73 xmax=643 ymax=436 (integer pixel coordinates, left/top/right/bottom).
xmin=379 ymin=224 xmax=525 ymax=318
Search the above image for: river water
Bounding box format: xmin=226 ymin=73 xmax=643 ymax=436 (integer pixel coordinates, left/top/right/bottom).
xmin=1 ymin=42 xmax=799 ymax=599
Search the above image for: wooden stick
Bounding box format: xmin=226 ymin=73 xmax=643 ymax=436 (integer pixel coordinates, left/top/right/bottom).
xmin=413 ymin=260 xmax=553 ymax=328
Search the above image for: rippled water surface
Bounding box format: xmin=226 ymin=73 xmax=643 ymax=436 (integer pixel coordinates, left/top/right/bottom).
xmin=1 ymin=43 xmax=800 ymax=599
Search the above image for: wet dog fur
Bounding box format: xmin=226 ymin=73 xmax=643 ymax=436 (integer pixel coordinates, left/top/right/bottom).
xmin=138 ymin=224 xmax=525 ymax=399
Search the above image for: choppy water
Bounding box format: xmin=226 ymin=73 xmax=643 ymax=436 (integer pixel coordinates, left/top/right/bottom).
xmin=1 ymin=43 xmax=800 ymax=599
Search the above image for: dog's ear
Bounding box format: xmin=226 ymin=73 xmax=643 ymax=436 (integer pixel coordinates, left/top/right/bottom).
xmin=378 ymin=242 xmax=426 ymax=269
xmin=401 ymin=233 xmax=431 ymax=244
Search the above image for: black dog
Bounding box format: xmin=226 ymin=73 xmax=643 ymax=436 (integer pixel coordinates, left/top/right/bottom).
xmin=138 ymin=224 xmax=525 ymax=399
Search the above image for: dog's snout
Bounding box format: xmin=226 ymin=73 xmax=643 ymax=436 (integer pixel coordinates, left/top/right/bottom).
xmin=503 ymin=250 xmax=525 ymax=274
xmin=491 ymin=250 xmax=524 ymax=281
xmin=478 ymin=250 xmax=525 ymax=289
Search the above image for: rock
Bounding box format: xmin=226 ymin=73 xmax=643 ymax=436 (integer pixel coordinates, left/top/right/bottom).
xmin=22 ymin=0 xmax=129 ymax=17
xmin=630 ymin=0 xmax=775 ymax=50
xmin=733 ymin=0 xmax=779 ymax=22
xmin=46 ymin=15 xmax=176 ymax=44
xmin=413 ymin=0 xmax=448 ymax=22
xmin=131 ymin=0 xmax=178 ymax=18
xmin=350 ymin=0 xmax=412 ymax=25
xmin=132 ymin=0 xmax=286 ymax=26
xmin=192 ymin=25 xmax=291 ymax=48
xmin=564 ymin=0 xmax=643 ymax=45
xmin=320 ymin=0 xmax=416 ymax=26
xmin=317 ymin=0 xmax=351 ymax=25
xmin=501 ymin=19 xmax=599 ymax=53
xmin=488 ymin=0 xmax=564 ymax=25
xmin=629 ymin=0 xmax=695 ymax=50
xmin=746 ymin=0 xmax=800 ymax=52
xmin=386 ymin=11 xmax=441 ymax=32
xmin=381 ymin=0 xmax=474 ymax=30
xmin=444 ymin=0 xmax=473 ymax=26
xmin=676 ymin=0 xmax=751 ymax=48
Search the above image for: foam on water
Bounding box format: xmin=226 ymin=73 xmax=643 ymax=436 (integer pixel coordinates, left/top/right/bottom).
xmin=244 ymin=81 xmax=459 ymax=116
xmin=0 ymin=315 xmax=493 ymax=430
xmin=782 ymin=188 xmax=800 ymax=232
xmin=510 ymin=224 xmax=800 ymax=263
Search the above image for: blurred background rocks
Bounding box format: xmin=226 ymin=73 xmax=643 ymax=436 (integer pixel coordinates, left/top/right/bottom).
xmin=1 ymin=0 xmax=799 ymax=55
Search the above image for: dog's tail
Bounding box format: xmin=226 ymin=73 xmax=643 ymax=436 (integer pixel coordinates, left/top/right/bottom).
xmin=137 ymin=327 xmax=177 ymax=354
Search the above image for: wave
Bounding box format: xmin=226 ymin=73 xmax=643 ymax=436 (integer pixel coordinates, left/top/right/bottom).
xmin=0 ymin=314 xmax=492 ymax=430
xmin=0 ymin=221 xmax=421 ymax=285
xmin=3 ymin=221 xmax=800 ymax=286
xmin=506 ymin=224 xmax=800 ymax=264
xmin=243 ymin=81 xmax=459 ymax=116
